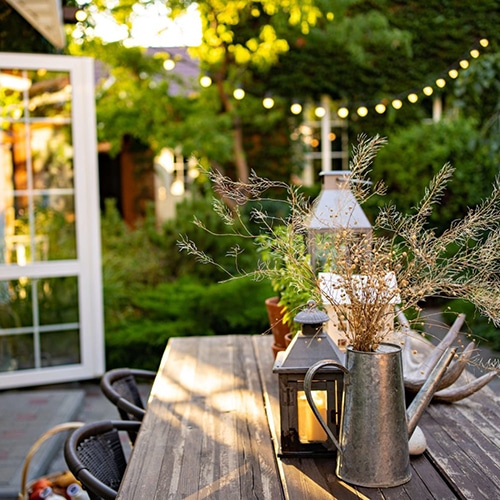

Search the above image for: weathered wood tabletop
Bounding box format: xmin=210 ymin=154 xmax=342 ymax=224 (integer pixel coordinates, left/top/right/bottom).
xmin=116 ymin=335 xmax=500 ymax=499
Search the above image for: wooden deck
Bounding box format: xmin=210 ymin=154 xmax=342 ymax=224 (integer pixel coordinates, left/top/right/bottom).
xmin=117 ymin=335 xmax=500 ymax=499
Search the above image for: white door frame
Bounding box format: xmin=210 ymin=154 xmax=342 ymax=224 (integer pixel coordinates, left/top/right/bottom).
xmin=0 ymin=52 xmax=104 ymax=389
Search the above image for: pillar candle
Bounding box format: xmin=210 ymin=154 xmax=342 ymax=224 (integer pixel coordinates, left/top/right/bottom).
xmin=298 ymin=390 xmax=327 ymax=443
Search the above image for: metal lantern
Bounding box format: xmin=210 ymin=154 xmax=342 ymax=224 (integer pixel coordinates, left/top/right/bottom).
xmin=273 ymin=301 xmax=345 ymax=456
xmin=307 ymin=170 xmax=373 ymax=349
xmin=307 ymin=170 xmax=372 ymax=271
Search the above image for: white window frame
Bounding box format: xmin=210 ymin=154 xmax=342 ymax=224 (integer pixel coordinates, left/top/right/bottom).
xmin=0 ymin=52 xmax=104 ymax=389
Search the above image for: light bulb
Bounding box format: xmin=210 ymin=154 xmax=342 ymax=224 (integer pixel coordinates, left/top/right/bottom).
xmin=470 ymin=49 xmax=480 ymax=58
xmin=200 ymin=75 xmax=212 ymax=87
xmin=357 ymin=106 xmax=368 ymax=117
xmin=337 ymin=107 xmax=349 ymax=119
xmin=436 ymin=78 xmax=446 ymax=88
xmin=392 ymin=99 xmax=403 ymax=109
xmin=315 ymin=106 xmax=326 ymax=118
xmin=448 ymin=69 xmax=459 ymax=79
xmin=263 ymin=96 xmax=275 ymax=109
xmin=459 ymin=60 xmax=469 ymax=69
xmin=375 ymin=103 xmax=386 ymax=114
xmin=423 ymin=86 xmax=433 ymax=96
xmin=407 ymin=93 xmax=418 ymax=103
xmin=290 ymin=102 xmax=302 ymax=115
xmin=233 ymin=88 xmax=245 ymax=100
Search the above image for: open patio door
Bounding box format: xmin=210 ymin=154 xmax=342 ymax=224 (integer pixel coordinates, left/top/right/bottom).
xmin=0 ymin=53 xmax=104 ymax=389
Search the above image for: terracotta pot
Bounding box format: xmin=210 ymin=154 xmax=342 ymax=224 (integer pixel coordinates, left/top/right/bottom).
xmin=265 ymin=296 xmax=290 ymax=348
xmin=284 ymin=332 xmax=294 ymax=347
xmin=272 ymin=343 xmax=286 ymax=359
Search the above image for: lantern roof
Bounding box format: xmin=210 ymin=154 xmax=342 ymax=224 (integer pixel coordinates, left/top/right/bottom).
xmin=293 ymin=300 xmax=330 ymax=325
xmin=307 ymin=171 xmax=372 ymax=233
xmin=273 ymin=332 xmax=345 ymax=374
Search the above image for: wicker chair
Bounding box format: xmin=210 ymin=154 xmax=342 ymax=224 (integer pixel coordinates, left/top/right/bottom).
xmin=100 ymin=368 xmax=155 ymax=442
xmin=64 ymin=420 xmax=141 ymax=500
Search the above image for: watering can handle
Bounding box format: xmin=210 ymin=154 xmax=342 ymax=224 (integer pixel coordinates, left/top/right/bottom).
xmin=304 ymin=359 xmax=349 ymax=453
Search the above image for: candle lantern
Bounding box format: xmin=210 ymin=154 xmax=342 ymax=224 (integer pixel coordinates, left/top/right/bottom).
xmin=273 ymin=301 xmax=345 ymax=456
xmin=307 ymin=171 xmax=373 ymax=349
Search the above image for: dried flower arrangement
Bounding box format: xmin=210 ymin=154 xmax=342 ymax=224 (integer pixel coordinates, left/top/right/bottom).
xmin=178 ymin=135 xmax=500 ymax=355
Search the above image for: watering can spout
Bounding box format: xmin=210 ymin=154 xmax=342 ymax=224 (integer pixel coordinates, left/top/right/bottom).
xmin=406 ymin=347 xmax=456 ymax=437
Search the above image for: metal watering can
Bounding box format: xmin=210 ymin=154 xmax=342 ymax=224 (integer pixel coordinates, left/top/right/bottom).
xmin=304 ymin=343 xmax=455 ymax=488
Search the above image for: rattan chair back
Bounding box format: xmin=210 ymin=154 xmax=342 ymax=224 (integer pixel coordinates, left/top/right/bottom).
xmin=100 ymin=368 xmax=155 ymax=443
xmin=64 ymin=420 xmax=140 ymax=500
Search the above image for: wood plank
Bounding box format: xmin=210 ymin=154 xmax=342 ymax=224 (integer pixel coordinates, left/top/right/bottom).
xmin=421 ymin=395 xmax=500 ymax=500
xmin=117 ymin=335 xmax=283 ymax=499
xmin=408 ymin=454 xmax=460 ymax=500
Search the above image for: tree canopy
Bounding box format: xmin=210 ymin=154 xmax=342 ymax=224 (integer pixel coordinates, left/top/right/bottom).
xmin=62 ymin=0 xmax=500 ymax=198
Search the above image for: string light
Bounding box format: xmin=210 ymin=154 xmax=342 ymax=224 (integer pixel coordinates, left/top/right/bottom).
xmin=211 ymin=38 xmax=490 ymax=119
xmin=263 ymin=95 xmax=275 ymax=109
xmin=357 ymin=106 xmax=368 ymax=117
xmin=290 ymin=102 xmax=302 ymax=114
xmin=337 ymin=107 xmax=349 ymax=119
xmin=315 ymin=105 xmax=326 ymax=118
xmin=200 ymin=75 xmax=212 ymax=87
xmin=233 ymin=87 xmax=245 ymax=100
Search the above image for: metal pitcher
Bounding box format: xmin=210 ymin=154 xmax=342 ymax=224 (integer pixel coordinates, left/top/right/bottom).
xmin=304 ymin=342 xmax=454 ymax=488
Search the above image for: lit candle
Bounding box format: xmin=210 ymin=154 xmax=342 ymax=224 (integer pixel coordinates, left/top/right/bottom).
xmin=298 ymin=390 xmax=328 ymax=443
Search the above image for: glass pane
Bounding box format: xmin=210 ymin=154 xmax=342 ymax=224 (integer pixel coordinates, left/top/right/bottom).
xmin=28 ymin=70 xmax=72 ymax=119
xmin=34 ymin=194 xmax=77 ymax=260
xmin=31 ymin=123 xmax=74 ymax=190
xmin=38 ymin=276 xmax=79 ymax=325
xmin=0 ymin=123 xmax=27 ymax=193
xmin=40 ymin=329 xmax=80 ymax=367
xmin=0 ymin=279 xmax=33 ymax=328
xmin=0 ymin=333 xmax=34 ymax=372
xmin=0 ymin=69 xmax=28 ymax=119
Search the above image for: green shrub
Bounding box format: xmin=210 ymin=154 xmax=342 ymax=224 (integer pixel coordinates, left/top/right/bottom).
xmin=442 ymin=299 xmax=500 ymax=352
xmin=367 ymin=117 xmax=498 ymax=233
xmin=104 ymin=276 xmax=273 ymax=370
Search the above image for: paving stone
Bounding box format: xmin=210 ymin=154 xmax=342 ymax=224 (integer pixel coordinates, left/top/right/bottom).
xmin=0 ymin=390 xmax=84 ymax=500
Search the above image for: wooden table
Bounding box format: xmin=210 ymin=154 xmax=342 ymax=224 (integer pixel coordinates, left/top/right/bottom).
xmin=117 ymin=335 xmax=500 ymax=499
